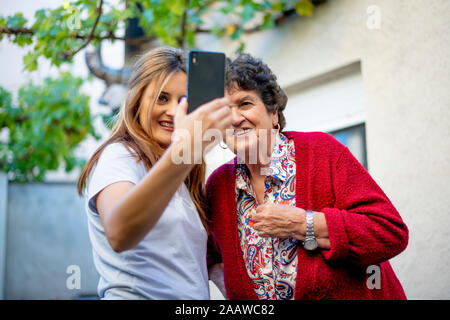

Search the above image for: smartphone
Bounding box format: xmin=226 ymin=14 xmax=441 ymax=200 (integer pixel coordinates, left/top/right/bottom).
xmin=187 ymin=50 xmax=226 ymax=113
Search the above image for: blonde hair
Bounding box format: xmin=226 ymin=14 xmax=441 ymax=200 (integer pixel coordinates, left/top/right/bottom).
xmin=78 ymin=47 xmax=208 ymax=232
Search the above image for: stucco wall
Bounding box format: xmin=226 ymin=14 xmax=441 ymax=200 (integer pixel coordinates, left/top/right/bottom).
xmin=4 ymin=183 xmax=99 ymax=299
xmin=198 ymin=0 xmax=450 ymax=299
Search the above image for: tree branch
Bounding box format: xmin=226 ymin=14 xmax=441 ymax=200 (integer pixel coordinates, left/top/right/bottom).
xmin=194 ymin=24 xmax=264 ymax=35
xmin=0 ymin=26 xmax=34 ymax=35
xmin=0 ymin=2 xmax=325 ymax=51
xmin=0 ymin=26 xmax=155 ymax=46
xmin=178 ymin=0 xmax=191 ymax=49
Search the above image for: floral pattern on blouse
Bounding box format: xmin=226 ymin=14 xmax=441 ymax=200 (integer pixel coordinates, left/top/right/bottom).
xmin=236 ymin=133 xmax=297 ymax=300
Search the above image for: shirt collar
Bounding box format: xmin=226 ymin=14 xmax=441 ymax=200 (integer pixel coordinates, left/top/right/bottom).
xmin=236 ymin=133 xmax=294 ymax=190
xmin=266 ymin=133 xmax=290 ymax=182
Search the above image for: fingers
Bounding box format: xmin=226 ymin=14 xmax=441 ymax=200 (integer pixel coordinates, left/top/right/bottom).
xmin=252 ymin=216 xmax=261 ymax=225
xmin=253 ymin=205 xmax=268 ymax=224
xmin=210 ymin=108 xmax=232 ymax=132
xmin=209 ymin=102 xmax=231 ymax=120
xmin=255 ymin=203 xmax=271 ymax=213
xmin=196 ymin=97 xmax=232 ymax=132
xmin=174 ymin=97 xmax=188 ymax=123
xmin=255 ymin=203 xmax=296 ymax=213
xmin=200 ymin=97 xmax=230 ymax=113
xmin=252 ymin=220 xmax=275 ymax=238
xmin=209 ymin=110 xmax=231 ymax=129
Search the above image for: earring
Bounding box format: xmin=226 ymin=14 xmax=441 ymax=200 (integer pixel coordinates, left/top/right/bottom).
xmin=219 ymin=141 xmax=228 ymax=149
xmin=276 ymin=123 xmax=281 ymax=131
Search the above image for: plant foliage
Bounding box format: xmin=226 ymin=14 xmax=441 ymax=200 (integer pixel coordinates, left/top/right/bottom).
xmin=0 ymin=73 xmax=100 ymax=182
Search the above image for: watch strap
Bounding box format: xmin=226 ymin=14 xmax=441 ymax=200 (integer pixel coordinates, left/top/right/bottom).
xmin=305 ymin=210 xmax=315 ymax=239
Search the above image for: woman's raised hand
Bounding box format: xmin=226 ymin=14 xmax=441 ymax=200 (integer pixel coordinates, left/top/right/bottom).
xmin=172 ymin=97 xmax=231 ymax=163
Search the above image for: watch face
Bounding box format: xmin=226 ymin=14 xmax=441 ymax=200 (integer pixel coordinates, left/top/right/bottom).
xmin=304 ymin=239 xmax=318 ymax=251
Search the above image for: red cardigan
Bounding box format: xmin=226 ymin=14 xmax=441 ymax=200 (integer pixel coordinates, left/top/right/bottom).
xmin=206 ymin=131 xmax=408 ymax=300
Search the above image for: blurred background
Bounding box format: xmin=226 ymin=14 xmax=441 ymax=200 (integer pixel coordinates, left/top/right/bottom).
xmin=0 ymin=0 xmax=449 ymax=300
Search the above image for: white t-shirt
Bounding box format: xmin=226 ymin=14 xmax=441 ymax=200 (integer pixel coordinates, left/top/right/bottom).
xmin=84 ymin=142 xmax=210 ymax=299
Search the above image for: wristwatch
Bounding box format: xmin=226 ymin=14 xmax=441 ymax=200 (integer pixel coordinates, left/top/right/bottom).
xmin=303 ymin=210 xmax=318 ymax=251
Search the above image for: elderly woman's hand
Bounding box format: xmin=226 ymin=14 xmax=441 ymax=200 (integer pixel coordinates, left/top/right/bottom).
xmin=252 ymin=203 xmax=330 ymax=249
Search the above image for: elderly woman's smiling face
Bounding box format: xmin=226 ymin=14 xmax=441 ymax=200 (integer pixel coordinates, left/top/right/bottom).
xmin=225 ymin=86 xmax=278 ymax=164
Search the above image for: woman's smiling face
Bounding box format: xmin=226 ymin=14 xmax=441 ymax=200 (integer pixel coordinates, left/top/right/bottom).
xmin=225 ymin=87 xmax=278 ymax=163
xmin=139 ymin=71 xmax=187 ymax=149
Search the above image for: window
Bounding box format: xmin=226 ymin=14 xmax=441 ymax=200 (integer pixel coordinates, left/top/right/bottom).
xmin=283 ymin=61 xmax=368 ymax=168
xmin=330 ymin=123 xmax=367 ymax=169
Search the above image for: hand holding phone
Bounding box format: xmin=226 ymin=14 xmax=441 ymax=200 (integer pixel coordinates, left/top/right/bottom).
xmin=173 ymin=96 xmax=231 ymax=163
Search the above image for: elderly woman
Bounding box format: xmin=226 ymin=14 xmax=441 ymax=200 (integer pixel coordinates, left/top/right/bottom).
xmin=206 ymin=53 xmax=409 ymax=300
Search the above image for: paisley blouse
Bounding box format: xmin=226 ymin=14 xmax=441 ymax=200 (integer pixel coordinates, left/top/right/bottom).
xmin=235 ymin=133 xmax=298 ymax=300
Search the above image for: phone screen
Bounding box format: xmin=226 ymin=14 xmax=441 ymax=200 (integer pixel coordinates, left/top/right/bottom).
xmin=187 ymin=51 xmax=226 ymax=113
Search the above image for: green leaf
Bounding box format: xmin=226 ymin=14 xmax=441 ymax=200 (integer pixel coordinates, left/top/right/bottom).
xmin=236 ymin=41 xmax=246 ymax=53
xmin=272 ymin=2 xmax=284 ymax=11
xmin=294 ymin=0 xmax=314 ymax=17
xmin=261 ymin=13 xmax=275 ymax=30
xmin=6 ymin=13 xmax=28 ymax=28
xmin=13 ymin=34 xmax=33 ymax=47
xmin=143 ymin=9 xmax=154 ymax=23
xmin=241 ymin=4 xmax=255 ymax=24
xmin=23 ymin=52 xmax=38 ymax=72
xmin=262 ymin=0 xmax=272 ymax=10
xmin=220 ymin=2 xmax=236 ymax=15
xmin=186 ymin=28 xmax=196 ymax=48
xmin=231 ymin=26 xmax=243 ymax=40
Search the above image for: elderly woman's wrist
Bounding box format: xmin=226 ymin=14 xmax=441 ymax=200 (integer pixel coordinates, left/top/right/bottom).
xmin=313 ymin=211 xmax=331 ymax=249
xmin=313 ymin=211 xmax=328 ymax=238
xmin=292 ymin=210 xmax=329 ymax=243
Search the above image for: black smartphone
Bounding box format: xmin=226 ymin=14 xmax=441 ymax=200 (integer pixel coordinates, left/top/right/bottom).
xmin=187 ymin=50 xmax=226 ymax=113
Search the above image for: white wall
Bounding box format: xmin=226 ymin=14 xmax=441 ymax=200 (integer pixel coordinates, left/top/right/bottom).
xmin=283 ymin=62 xmax=365 ymax=133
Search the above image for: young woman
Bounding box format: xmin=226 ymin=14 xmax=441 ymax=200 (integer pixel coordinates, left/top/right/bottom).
xmin=77 ymin=47 xmax=231 ymax=299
